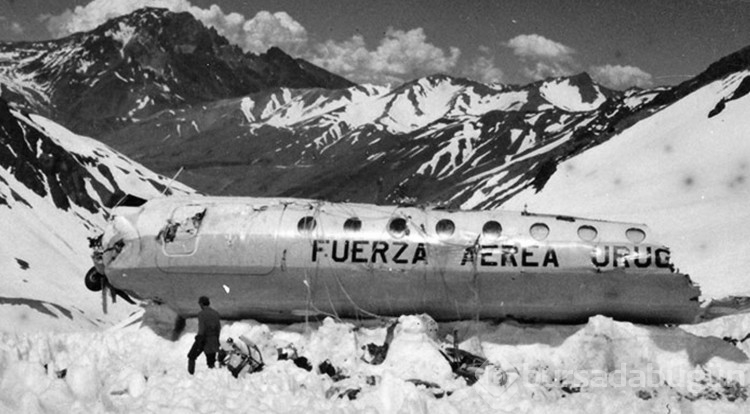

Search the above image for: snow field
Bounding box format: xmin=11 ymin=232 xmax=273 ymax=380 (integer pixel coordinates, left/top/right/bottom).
xmin=1 ymin=313 xmax=750 ymax=413
xmin=502 ymin=73 xmax=750 ymax=299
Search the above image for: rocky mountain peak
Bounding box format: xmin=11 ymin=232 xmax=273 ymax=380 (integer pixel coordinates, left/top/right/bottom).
xmin=0 ymin=7 xmax=355 ymax=137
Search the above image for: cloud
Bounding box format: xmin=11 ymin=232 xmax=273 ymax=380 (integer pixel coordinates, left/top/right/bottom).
xmin=523 ymin=61 xmax=576 ymax=80
xmin=41 ymin=1 xmax=458 ymax=84
xmin=309 ymin=28 xmax=460 ymax=85
xmin=590 ymin=64 xmax=653 ymax=89
xmin=463 ymin=49 xmax=504 ymax=84
xmin=0 ymin=15 xmax=24 ymax=35
xmin=10 ymin=21 xmax=24 ymax=35
xmin=238 ymin=11 xmax=307 ymax=54
xmin=506 ymin=34 xmax=575 ymax=60
xmin=505 ymin=34 xmax=579 ymax=81
xmin=189 ymin=7 xmax=307 ymax=54
xmin=42 ymin=1 xmax=651 ymax=88
xmin=42 ymin=0 xmax=307 ymax=54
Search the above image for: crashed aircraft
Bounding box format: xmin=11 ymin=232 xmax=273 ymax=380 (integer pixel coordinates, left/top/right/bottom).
xmin=86 ymin=196 xmax=702 ymax=324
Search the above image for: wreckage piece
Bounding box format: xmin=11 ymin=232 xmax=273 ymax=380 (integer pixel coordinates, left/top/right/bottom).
xmin=278 ymin=346 xmax=312 ymax=371
xmin=218 ymin=337 xmax=264 ymax=378
xmin=362 ymin=321 xmax=398 ymax=365
xmin=87 ymin=196 xmax=703 ymax=324
xmin=440 ymin=346 xmax=492 ymax=386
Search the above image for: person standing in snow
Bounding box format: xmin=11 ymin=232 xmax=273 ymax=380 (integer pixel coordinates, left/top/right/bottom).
xmin=187 ymin=296 xmax=222 ymax=375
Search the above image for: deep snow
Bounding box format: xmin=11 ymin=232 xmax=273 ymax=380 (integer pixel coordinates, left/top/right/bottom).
xmin=501 ymin=71 xmax=750 ymax=300
xmin=3 ymin=33 xmax=750 ymax=414
xmin=1 ymin=313 xmax=750 ymax=413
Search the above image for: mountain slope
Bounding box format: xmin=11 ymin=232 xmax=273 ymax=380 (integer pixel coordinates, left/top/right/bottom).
xmin=102 ymin=72 xmax=638 ymax=206
xmin=501 ymin=68 xmax=750 ymax=299
xmin=0 ymin=97 xmax=193 ymax=331
xmin=0 ymin=7 xmax=354 ymax=137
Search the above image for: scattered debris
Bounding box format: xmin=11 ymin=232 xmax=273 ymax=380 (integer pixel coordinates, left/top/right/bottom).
xmin=15 ymin=258 xmax=29 ymax=270
xmin=325 ymin=386 xmax=360 ymax=400
xmin=561 ymin=383 xmax=581 ymax=394
xmin=277 ymin=345 xmax=312 ymax=371
xmin=318 ymin=359 xmax=347 ymax=381
xmin=440 ymin=346 xmax=490 ymax=385
xmin=362 ymin=320 xmax=397 ymax=365
xmin=218 ymin=337 xmax=264 ymax=378
xmin=636 ymin=389 xmax=654 ymax=400
xmin=723 ymin=333 xmax=750 ymax=346
xmin=43 ymin=364 xmax=67 ymax=379
xmin=407 ymin=379 xmax=452 ymax=398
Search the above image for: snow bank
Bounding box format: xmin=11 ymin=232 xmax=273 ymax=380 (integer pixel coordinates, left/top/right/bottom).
xmin=502 ymin=72 xmax=750 ymax=299
xmin=1 ymin=313 xmax=750 ymax=413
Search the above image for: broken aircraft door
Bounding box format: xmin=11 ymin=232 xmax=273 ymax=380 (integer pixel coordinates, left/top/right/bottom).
xmin=159 ymin=205 xmax=205 ymax=256
xmin=156 ymin=203 xmax=281 ymax=275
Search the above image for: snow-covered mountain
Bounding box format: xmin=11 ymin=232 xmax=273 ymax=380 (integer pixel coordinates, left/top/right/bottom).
xmin=2 ymin=7 xmax=750 ymax=324
xmin=1 ymin=8 xmax=750 ymax=412
xmin=0 ymin=96 xmax=193 ymax=331
xmin=102 ymin=71 xmax=640 ymax=206
xmin=501 ymin=67 xmax=750 ymax=300
xmin=0 ymin=7 xmax=354 ymax=138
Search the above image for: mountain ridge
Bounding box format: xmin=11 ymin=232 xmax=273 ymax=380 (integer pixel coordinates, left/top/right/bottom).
xmin=0 ymin=7 xmax=354 ymax=137
xmin=2 ymin=8 xmax=750 ymax=326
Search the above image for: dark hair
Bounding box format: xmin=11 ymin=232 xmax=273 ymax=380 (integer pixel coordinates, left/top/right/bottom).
xmin=198 ymin=296 xmax=210 ymax=306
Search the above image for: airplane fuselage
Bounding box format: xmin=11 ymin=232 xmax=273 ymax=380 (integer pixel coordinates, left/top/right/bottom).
xmin=94 ymin=196 xmax=701 ymax=324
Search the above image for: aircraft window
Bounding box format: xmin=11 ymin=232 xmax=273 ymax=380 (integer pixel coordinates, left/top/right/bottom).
xmin=626 ymin=228 xmax=646 ymax=244
xmin=577 ymin=225 xmax=598 ymax=242
xmin=297 ymin=216 xmax=317 ymax=234
xmin=482 ymin=221 xmax=502 ymax=239
xmin=388 ymin=217 xmax=408 ymax=238
xmin=435 ymin=219 xmax=455 ymax=238
xmin=344 ymin=218 xmax=362 ymax=233
xmin=530 ymin=223 xmax=550 ymax=241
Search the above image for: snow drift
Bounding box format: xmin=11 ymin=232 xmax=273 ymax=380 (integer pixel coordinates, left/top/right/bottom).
xmin=1 ymin=313 xmax=749 ymax=413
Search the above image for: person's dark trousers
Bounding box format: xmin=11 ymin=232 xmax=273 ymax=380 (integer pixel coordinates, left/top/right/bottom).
xmin=206 ymin=352 xmax=216 ymax=368
xmin=187 ymin=335 xmax=205 ymax=375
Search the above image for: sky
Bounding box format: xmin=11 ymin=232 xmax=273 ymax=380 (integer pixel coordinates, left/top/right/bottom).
xmin=1 ymin=0 xmax=749 ymax=89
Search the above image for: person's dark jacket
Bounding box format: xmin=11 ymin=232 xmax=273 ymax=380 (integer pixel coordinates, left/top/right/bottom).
xmin=197 ymin=306 xmax=221 ymax=354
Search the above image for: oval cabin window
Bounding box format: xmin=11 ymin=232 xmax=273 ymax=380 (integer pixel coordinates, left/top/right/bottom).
xmin=388 ymin=217 xmax=408 ymax=238
xmin=530 ymin=223 xmax=550 ymax=241
xmin=344 ymin=218 xmax=362 ymax=233
xmin=435 ymin=219 xmax=455 ymax=239
xmin=482 ymin=221 xmax=502 ymax=239
xmin=577 ymin=225 xmax=598 ymax=242
xmin=626 ymin=228 xmax=646 ymax=244
xmin=297 ymin=216 xmax=317 ymax=234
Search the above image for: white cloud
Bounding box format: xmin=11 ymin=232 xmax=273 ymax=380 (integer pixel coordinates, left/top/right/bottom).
xmin=43 ymin=0 xmax=179 ymax=37
xmin=590 ymin=64 xmax=654 ymax=89
xmin=41 ymin=1 xmax=458 ymax=84
xmin=0 ymin=15 xmax=24 ymax=35
xmin=506 ymin=34 xmax=575 ymax=60
xmin=239 ymin=11 xmax=307 ymax=54
xmin=505 ymin=34 xmax=578 ymax=81
xmin=42 ymin=0 xmax=307 ymax=54
xmin=463 ymin=52 xmax=505 ymax=84
xmin=189 ymin=6 xmax=307 ymax=54
xmin=309 ymin=28 xmax=460 ymax=85
xmin=10 ymin=22 xmax=24 ymax=35
xmin=523 ymin=61 xmax=576 ymax=80
xmin=41 ymin=2 xmax=652 ymax=89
